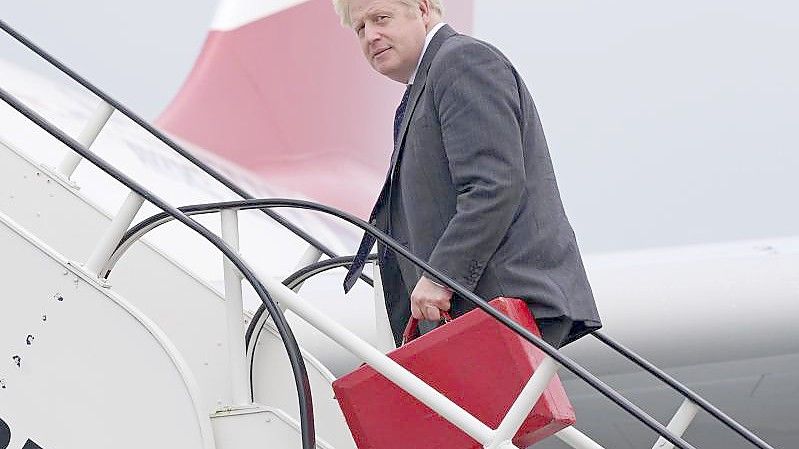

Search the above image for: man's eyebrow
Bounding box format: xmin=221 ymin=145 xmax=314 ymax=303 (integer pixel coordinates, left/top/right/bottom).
xmin=363 ymin=6 xmax=392 ymax=18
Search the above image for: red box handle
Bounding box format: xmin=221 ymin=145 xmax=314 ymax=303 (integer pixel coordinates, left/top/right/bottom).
xmin=401 ymin=312 xmax=453 ymax=345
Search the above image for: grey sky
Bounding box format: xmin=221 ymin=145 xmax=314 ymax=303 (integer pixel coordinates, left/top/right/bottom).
xmin=0 ymin=0 xmax=217 ymax=118
xmin=1 ymin=1 xmax=797 ymax=253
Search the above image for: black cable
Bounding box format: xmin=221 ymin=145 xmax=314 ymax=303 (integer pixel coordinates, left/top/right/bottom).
xmin=81 ymin=198 xmax=714 ymax=449
xmin=107 ymin=206 xmax=375 ymax=288
xmin=0 ymin=17 xmax=372 ymax=287
xmin=593 ymin=331 xmax=775 ymax=449
xmin=5 ymin=18 xmax=766 ymax=447
xmin=0 ymin=22 xmax=771 ymax=441
xmin=98 ymin=196 xmax=777 ymax=449
xmin=0 ymin=87 xmax=316 ymax=449
xmin=246 ymin=255 xmax=372 ymax=347
xmin=246 ymin=255 xmax=376 ymax=403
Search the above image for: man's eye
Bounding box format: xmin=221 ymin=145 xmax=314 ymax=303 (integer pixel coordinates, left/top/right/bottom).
xmin=376 ymin=15 xmax=390 ymax=22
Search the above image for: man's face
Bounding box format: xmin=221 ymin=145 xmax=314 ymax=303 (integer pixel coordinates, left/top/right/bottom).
xmin=349 ymin=0 xmax=431 ymax=83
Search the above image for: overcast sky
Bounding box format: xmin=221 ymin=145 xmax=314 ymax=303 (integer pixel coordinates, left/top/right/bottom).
xmin=1 ymin=1 xmax=798 ymax=253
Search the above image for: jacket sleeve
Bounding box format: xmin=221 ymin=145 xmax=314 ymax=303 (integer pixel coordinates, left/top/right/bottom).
xmin=426 ymin=41 xmax=526 ymax=291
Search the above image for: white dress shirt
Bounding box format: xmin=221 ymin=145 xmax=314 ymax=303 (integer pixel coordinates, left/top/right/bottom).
xmin=408 ymin=22 xmax=447 ymax=85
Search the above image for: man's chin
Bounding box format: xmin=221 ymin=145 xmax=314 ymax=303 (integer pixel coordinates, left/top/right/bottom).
xmin=373 ymin=65 xmax=407 ymax=83
xmin=372 ymin=62 xmax=392 ymax=75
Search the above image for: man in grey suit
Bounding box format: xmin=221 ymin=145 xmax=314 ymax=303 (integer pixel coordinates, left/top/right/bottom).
xmin=337 ymin=0 xmax=601 ymax=348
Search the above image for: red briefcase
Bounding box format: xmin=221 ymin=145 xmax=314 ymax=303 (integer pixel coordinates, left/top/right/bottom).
xmin=332 ymin=297 xmax=575 ymax=449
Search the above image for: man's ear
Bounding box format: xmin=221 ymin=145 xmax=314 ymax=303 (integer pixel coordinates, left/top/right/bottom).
xmin=418 ymin=0 xmax=432 ymax=25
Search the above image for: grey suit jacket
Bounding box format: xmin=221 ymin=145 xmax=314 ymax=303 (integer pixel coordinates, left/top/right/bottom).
xmin=376 ymin=25 xmax=601 ymax=346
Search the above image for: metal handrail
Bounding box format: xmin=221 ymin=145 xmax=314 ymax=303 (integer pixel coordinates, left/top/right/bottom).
xmin=283 ymin=255 xmax=374 ymax=291
xmin=0 ymin=19 xmax=773 ymax=449
xmin=0 ymin=18 xmax=372 ymax=287
xmin=101 ymin=203 xmax=368 ymax=287
xmin=247 ymin=255 xmax=376 ymax=348
xmin=113 ymin=202 xmax=770 ymax=445
xmin=86 ymin=198 xmax=709 ymax=449
xmin=264 ymin=257 xmax=776 ymax=449
xmin=0 ymin=86 xmax=316 ymax=449
xmin=247 ymin=254 xmax=376 ymax=402
xmin=17 ymin=91 xmax=768 ymax=446
xmin=592 ymin=331 xmax=774 ymax=449
xmin=97 ymin=193 xmax=777 ymax=447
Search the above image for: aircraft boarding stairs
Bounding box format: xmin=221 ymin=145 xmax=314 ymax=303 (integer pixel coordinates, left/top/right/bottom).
xmin=0 ymin=20 xmax=778 ymax=449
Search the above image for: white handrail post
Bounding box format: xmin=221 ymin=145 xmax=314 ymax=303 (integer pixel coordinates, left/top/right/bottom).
xmin=372 ymin=261 xmax=397 ymax=352
xmin=489 ymin=356 xmax=559 ymax=446
xmin=58 ymin=100 xmax=114 ymax=178
xmin=221 ymin=209 xmax=250 ymax=406
xmin=485 ymin=441 xmax=520 ymax=449
xmin=84 ymin=191 xmax=144 ymax=276
xmin=556 ymin=427 xmax=607 ymax=449
xmin=652 ymin=399 xmax=700 ymax=449
xmin=290 ymin=244 xmax=324 ymax=293
xmin=256 ymin=273 xmax=495 ymax=445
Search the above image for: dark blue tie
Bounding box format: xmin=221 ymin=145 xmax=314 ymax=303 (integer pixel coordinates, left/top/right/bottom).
xmin=393 ymin=85 xmax=412 ymax=144
xmin=344 ymin=86 xmax=413 ymax=293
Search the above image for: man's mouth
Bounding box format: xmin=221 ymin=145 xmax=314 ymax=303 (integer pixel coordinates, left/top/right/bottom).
xmin=373 ymin=47 xmax=391 ymax=59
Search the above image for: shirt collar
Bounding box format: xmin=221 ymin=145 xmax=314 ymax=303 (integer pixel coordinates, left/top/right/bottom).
xmin=407 ymin=22 xmax=446 ymax=85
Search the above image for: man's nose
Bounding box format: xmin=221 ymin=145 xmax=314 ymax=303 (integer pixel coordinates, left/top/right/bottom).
xmin=364 ymin=24 xmax=381 ymax=43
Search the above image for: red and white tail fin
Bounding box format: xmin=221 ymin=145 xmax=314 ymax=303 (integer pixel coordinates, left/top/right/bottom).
xmin=157 ymin=0 xmax=473 ymax=217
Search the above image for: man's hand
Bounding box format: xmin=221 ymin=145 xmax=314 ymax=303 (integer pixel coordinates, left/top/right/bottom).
xmin=410 ymin=276 xmax=453 ymax=321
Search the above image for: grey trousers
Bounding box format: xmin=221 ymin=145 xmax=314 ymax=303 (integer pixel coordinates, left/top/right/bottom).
xmin=536 ymin=317 xmax=573 ymax=349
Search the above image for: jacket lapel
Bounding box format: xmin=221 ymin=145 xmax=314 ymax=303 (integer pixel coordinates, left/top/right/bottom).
xmin=391 ymin=24 xmax=457 ymax=172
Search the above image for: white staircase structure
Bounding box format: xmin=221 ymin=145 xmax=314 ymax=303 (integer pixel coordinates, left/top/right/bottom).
xmin=0 ymin=19 xmax=782 ymax=449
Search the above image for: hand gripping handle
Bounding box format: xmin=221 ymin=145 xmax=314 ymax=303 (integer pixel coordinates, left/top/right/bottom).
xmin=401 ymin=311 xmax=453 ymax=345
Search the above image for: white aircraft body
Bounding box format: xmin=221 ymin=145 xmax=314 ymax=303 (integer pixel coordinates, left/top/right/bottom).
xmin=0 ymin=1 xmax=796 ymax=448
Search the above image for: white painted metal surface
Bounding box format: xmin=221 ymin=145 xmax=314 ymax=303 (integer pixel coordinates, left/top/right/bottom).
xmin=249 ymin=321 xmax=357 ymax=448
xmin=555 ymin=427 xmax=607 ymax=449
xmin=0 ymin=56 xmax=356 ymax=285
xmin=221 ymin=209 xmax=250 ymax=406
xmin=290 ymin=244 xmax=324 ymax=293
xmin=0 ymin=211 xmax=215 ymax=449
xmin=371 ymin=261 xmax=396 ymax=353
xmin=211 ymin=405 xmax=334 ymax=449
xmin=652 ymin=399 xmax=700 ymax=449
xmin=1 ymin=34 xmax=794 ymax=448
xmin=0 ymin=139 xmax=234 ymax=413
xmin=56 ymin=100 xmax=114 ymax=178
xmin=493 ymin=357 xmax=559 ymax=444
xmin=0 ymin=137 xmax=356 ymax=447
xmin=84 ymin=190 xmax=144 ymax=276
xmin=571 ymin=240 xmax=799 ymax=375
xmin=4 ymin=46 xmax=791 ymax=415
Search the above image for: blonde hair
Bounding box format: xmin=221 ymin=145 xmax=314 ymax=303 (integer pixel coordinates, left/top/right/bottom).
xmin=332 ymin=0 xmax=444 ymax=28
